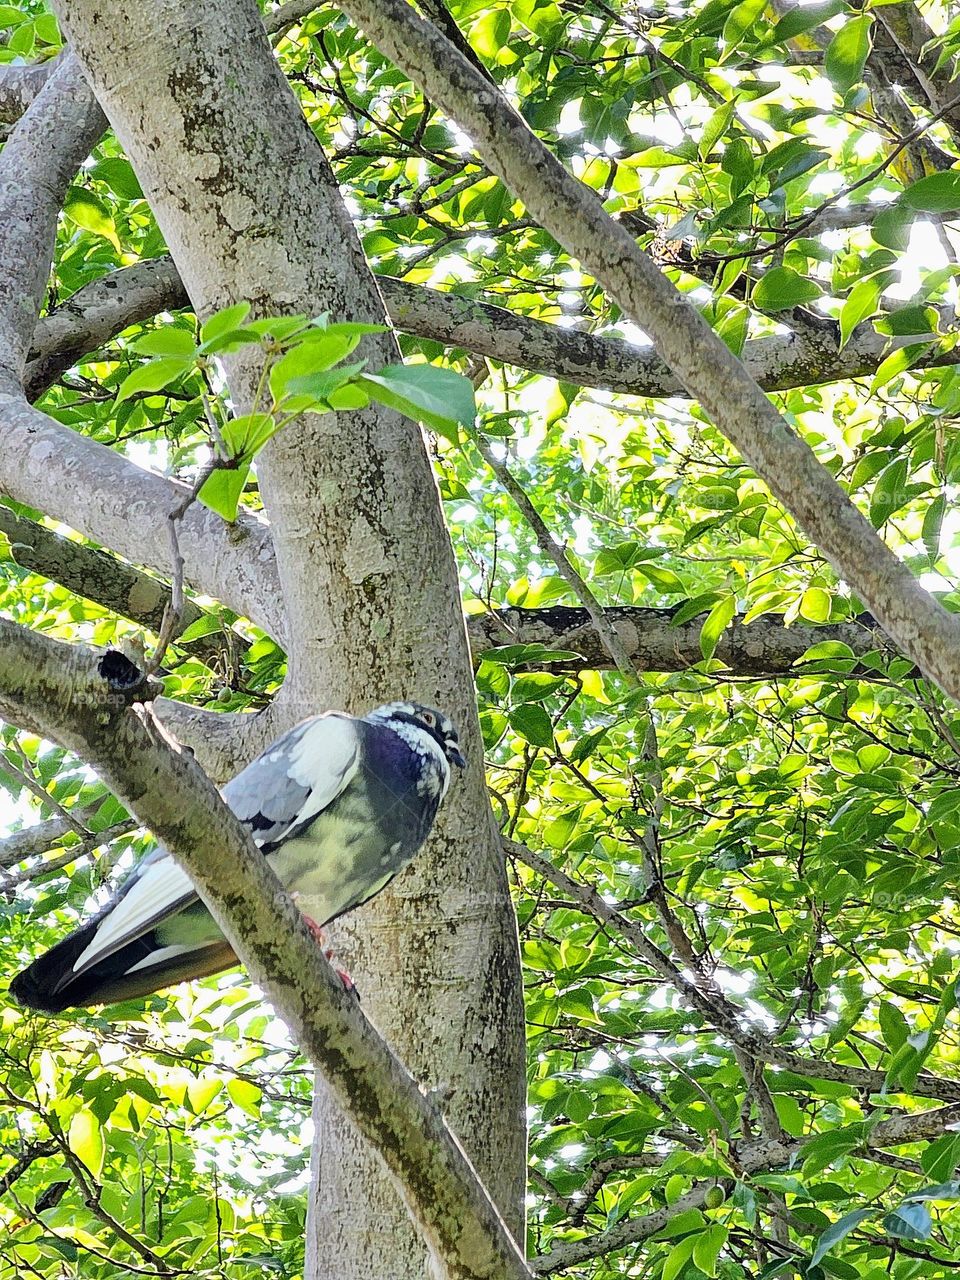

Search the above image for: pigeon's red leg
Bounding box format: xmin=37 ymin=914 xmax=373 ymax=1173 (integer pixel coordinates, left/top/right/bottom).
xmin=291 ymin=895 xmax=355 ymax=992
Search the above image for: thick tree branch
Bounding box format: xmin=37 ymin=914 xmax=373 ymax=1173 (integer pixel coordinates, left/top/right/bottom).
xmin=470 ymin=605 xmax=895 ymax=675
xmin=0 ymin=504 xmax=253 ymax=672
xmin=0 ymin=60 xmax=59 ymax=125
xmin=0 ymin=504 xmax=202 ymax=637
xmin=27 ymin=254 xmax=960 ymax=407
xmin=0 ymin=66 xmax=279 ymax=642
xmin=0 ymin=55 xmax=104 ymax=378
xmin=0 ymin=397 xmax=282 ymax=638
xmin=0 ymin=509 xmax=270 ymax=777
xmin=0 ymin=819 xmax=135 ymax=889
xmin=26 ymin=257 xmax=186 ymax=399
xmin=0 ymin=500 xmax=902 ymax=679
xmin=876 ymin=5 xmax=960 ymax=137
xmin=0 ymin=814 xmax=85 ymax=869
xmin=0 ymin=619 xmax=531 ymax=1279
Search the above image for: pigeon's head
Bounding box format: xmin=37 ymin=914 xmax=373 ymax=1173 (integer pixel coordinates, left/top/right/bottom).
xmin=371 ymin=702 xmax=466 ymax=770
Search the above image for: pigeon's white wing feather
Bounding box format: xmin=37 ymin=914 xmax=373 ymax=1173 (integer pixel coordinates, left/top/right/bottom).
xmin=70 ymin=855 xmax=197 ymax=975
xmin=223 ymin=713 xmax=361 ymax=847
xmin=70 ymin=713 xmax=361 ymax=978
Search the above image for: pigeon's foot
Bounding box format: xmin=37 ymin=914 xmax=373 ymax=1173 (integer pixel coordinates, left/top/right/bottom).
xmin=291 ymin=896 xmax=356 ymax=994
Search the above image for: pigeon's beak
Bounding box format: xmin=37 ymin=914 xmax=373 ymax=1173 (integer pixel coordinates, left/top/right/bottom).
xmin=449 ymin=746 xmax=467 ymax=770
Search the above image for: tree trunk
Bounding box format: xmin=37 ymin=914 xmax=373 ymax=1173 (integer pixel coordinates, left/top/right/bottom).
xmin=51 ymin=0 xmax=527 ymax=1272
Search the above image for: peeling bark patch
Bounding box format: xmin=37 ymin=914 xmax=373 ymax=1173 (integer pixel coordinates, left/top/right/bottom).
xmin=342 ymin=514 xmax=390 ymax=584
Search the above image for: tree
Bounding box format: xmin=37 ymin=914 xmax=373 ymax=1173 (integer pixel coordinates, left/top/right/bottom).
xmin=4 ymin=0 xmax=960 ymax=1275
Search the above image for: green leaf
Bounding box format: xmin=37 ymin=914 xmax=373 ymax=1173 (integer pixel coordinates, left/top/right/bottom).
xmin=198 ymin=464 xmax=250 ymax=522
xmin=799 ymin=587 xmax=831 ymax=623
xmin=902 ymin=171 xmax=960 ymax=214
xmin=634 ymin=147 xmax=692 ymax=167
xmin=839 ymin=277 xmax=882 ymax=350
xmin=472 ymin=8 xmax=511 ymax=57
xmin=226 ymin=1078 xmax=263 ymax=1118
xmin=801 ymin=1128 xmax=860 ymax=1176
xmin=714 ymin=303 xmax=749 ymax=356
xmin=178 ymin=614 xmax=221 ymax=643
xmin=570 ymin=724 xmax=611 ymax=763
xmin=91 ymin=157 xmax=143 ymax=200
xmin=883 ymin=1200 xmax=932 ymax=1241
xmin=721 ymin=138 xmax=754 ymax=198
xmin=662 ymin=1235 xmax=697 ymax=1280
xmin=693 ymin=1224 xmax=728 ymax=1276
xmin=873 ymin=203 xmax=913 ymax=250
xmin=903 ymin=1180 xmax=960 ymax=1201
xmin=512 ymin=673 xmax=567 ymax=702
xmin=68 ymin=1108 xmax=105 ymax=1178
xmin=700 ymin=594 xmax=736 ymax=660
xmin=481 ymin=644 xmax=582 ymax=668
xmin=63 ymin=188 xmax=121 ymax=251
xmin=509 ymin=703 xmax=555 ymax=748
xmin=671 ymin=591 xmax=721 ymax=626
xmin=824 ymin=15 xmax=873 ymax=95
xmin=543 ymin=809 xmax=579 ymax=849
xmin=562 ymin=1087 xmax=592 ymax=1123
xmin=635 ymin=563 xmax=685 ymax=593
xmin=753 ymin=266 xmax=822 ymax=311
xmin=200 ymin=303 xmax=252 ymax=349
xmin=923 ymin=493 xmax=946 ymax=565
xmin=869 ymin=342 xmax=932 ymax=393
xmin=131 ymin=328 xmax=197 ymax=359
xmin=186 ymin=1076 xmax=224 ymax=1113
xmin=921 ymin=1135 xmax=960 ymax=1182
xmin=358 ymin=365 xmax=476 ymax=443
xmin=876 ymin=303 xmax=939 ymax=337
xmin=721 ymin=0 xmax=765 ymax=50
xmin=878 ymin=999 xmax=909 ymax=1051
xmin=699 ymin=101 xmax=735 ymax=160
xmin=771 ymin=0 xmax=844 ymax=42
xmin=269 ymin=330 xmax=369 ymax=400
xmin=282 ymin=362 xmax=367 ymax=410
xmin=116 ymin=357 xmax=193 ymax=402
xmin=220 ymin=413 xmax=277 ymax=460
xmin=810 ymin=1208 xmax=873 ymax=1267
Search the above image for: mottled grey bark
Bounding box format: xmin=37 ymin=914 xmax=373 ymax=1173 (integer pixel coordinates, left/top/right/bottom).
xmin=0 ymin=504 xmax=203 ymax=636
xmin=471 ymin=605 xmax=896 ymax=675
xmin=0 ymin=56 xmax=103 ymax=380
xmin=51 ymin=3 xmax=526 ymax=1276
xmin=0 ymin=58 xmax=58 ymax=124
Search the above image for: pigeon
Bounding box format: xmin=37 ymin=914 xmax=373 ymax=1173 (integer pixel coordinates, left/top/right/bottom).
xmin=10 ymin=701 xmax=465 ymax=1013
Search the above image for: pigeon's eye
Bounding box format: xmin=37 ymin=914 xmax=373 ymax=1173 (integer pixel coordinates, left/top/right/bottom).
xmin=420 ymin=711 xmax=436 ymax=728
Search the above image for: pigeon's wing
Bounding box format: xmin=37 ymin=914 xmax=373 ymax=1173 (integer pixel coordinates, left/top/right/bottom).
xmin=222 ymin=712 xmax=361 ymax=851
xmin=22 ymin=714 xmax=362 ymax=1004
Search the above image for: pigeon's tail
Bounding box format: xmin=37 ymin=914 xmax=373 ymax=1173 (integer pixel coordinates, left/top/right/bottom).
xmin=10 ymin=925 xmax=237 ymax=1013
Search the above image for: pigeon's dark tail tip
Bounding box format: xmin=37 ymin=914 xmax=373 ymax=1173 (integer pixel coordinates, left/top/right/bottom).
xmin=7 ymin=924 xmax=100 ymax=1015
xmin=8 ymin=967 xmax=70 ymax=1015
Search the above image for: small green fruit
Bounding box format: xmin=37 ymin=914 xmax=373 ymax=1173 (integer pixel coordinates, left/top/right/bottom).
xmin=704 ymin=1186 xmax=725 ymax=1209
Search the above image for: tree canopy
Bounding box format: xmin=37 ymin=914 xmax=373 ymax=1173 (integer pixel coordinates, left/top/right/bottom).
xmin=3 ymin=0 xmax=960 ymax=1277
